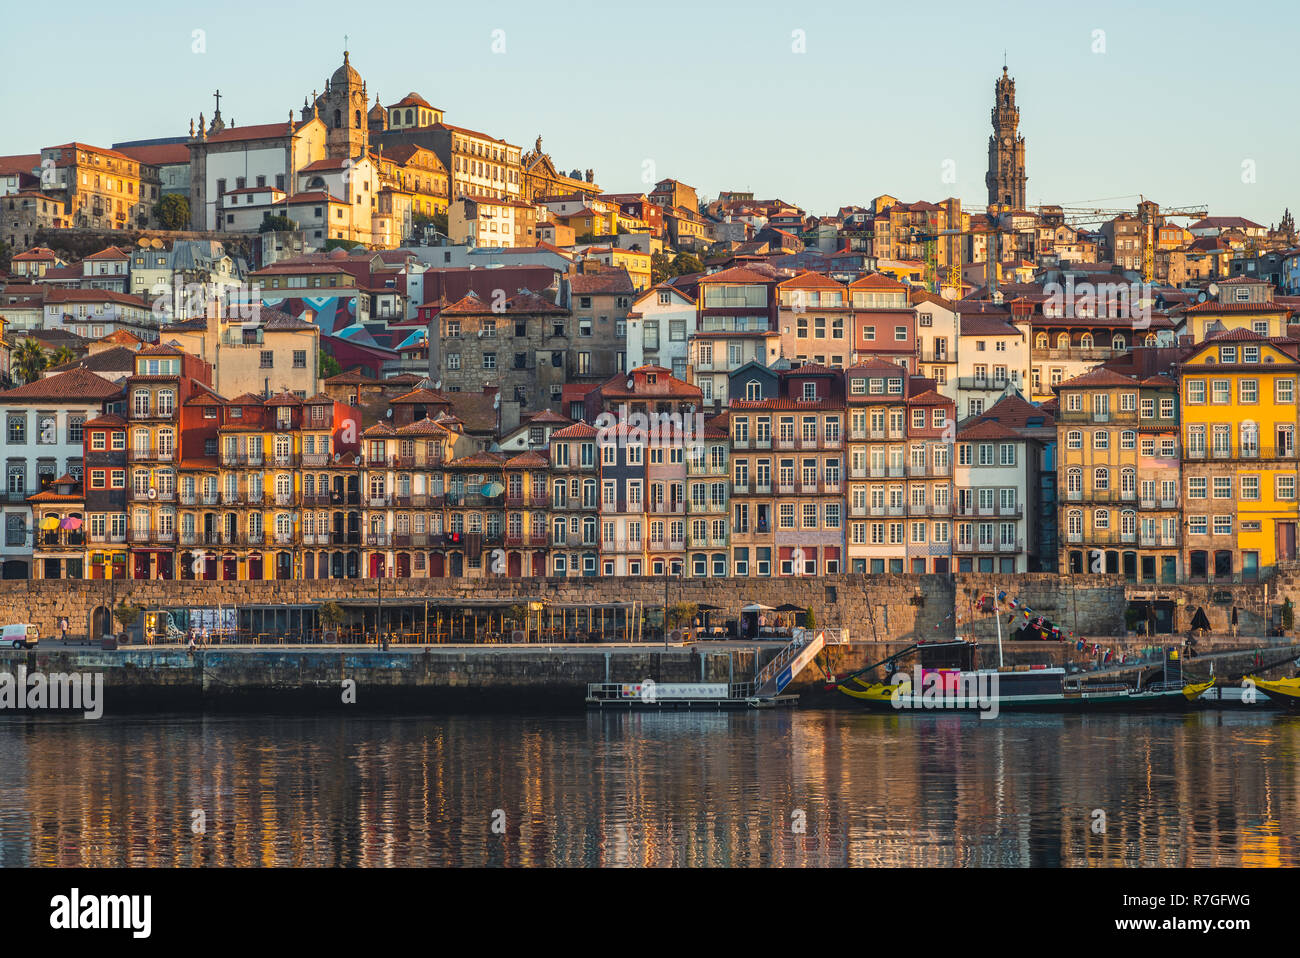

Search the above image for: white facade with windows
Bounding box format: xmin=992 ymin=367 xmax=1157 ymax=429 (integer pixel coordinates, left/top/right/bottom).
xmin=627 ymin=284 xmax=696 ymax=382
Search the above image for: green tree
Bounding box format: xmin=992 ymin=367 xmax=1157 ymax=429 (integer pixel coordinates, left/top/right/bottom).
xmin=672 ymin=252 xmax=704 ymax=275
xmin=319 ymin=601 xmax=347 ymax=636
xmin=803 ymin=608 xmax=817 ymax=630
xmin=319 ymin=351 xmax=341 ymax=379
xmin=153 ymin=194 xmax=191 ymax=230
xmin=113 ymin=602 xmax=142 ymax=633
xmin=259 ymin=214 xmax=297 ymax=233
xmin=50 ymin=345 xmax=76 ymax=368
xmin=13 ymin=339 xmax=47 ymax=385
xmin=651 ymin=251 xmax=673 ymax=284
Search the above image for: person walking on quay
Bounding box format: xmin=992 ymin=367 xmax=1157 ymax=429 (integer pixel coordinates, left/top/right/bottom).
xmin=1230 ymin=606 xmax=1239 ymax=638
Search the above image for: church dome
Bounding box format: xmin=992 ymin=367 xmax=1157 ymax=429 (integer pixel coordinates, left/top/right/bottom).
xmin=331 ymin=51 xmax=362 ymax=88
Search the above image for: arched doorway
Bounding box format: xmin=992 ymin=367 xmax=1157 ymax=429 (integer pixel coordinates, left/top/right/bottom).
xmin=429 ymin=553 xmax=444 ymax=578
xmin=89 ymin=605 xmax=111 ymax=640
xmin=508 ymin=552 xmax=522 ymax=577
xmin=247 ymin=553 xmax=263 ymax=579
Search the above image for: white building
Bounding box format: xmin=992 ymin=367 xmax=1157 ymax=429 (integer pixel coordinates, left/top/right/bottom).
xmin=954 ymin=310 xmax=1030 ymax=420
xmin=910 ymin=290 xmax=959 ymax=400
xmin=627 ymin=283 xmax=696 ymax=381
xmin=953 ymin=418 xmax=1034 ymax=574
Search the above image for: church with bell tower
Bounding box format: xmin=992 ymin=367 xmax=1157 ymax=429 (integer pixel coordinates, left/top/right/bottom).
xmin=986 ymin=65 xmax=1027 ymax=210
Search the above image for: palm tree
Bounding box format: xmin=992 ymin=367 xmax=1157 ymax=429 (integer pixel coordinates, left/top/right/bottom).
xmin=13 ymin=339 xmax=47 ymax=385
xmin=50 ymin=345 xmax=76 ymax=369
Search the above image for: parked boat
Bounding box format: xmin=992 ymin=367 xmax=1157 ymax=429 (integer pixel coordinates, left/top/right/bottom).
xmin=1243 ymin=675 xmax=1300 ymax=709
xmin=837 ymin=639 xmax=1212 ymax=714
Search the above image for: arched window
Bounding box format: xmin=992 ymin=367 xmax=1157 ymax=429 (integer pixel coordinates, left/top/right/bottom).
xmin=745 ymin=380 xmax=762 ymax=401
xmin=1112 ymin=334 xmax=1126 ymax=351
xmin=333 ymin=109 xmax=341 ymax=129
xmin=1057 ymin=333 xmax=1069 ymax=349
xmin=1120 ymin=430 xmax=1136 ymax=449
xmin=1094 ymin=508 xmax=1110 ymax=530
xmin=1036 ymin=333 xmax=1047 ymax=350
xmin=391 ymin=110 xmax=399 ymax=126
xmin=1121 ymin=510 xmax=1136 ymax=535
xmin=1094 ymin=467 xmax=1109 ymax=490
xmin=1067 ymin=468 xmax=1082 ymax=493
xmin=354 ymin=109 xmax=362 ymax=128
xmin=405 ymin=109 xmax=413 ymax=125
xmin=1066 ymin=430 xmax=1082 ymax=449
xmin=1068 ymin=510 xmax=1082 ymax=536
xmin=1121 ymin=468 xmax=1136 ymax=494
xmin=1144 ymin=333 xmax=1156 ymax=346
xmin=1080 ymin=332 xmax=1094 ymax=349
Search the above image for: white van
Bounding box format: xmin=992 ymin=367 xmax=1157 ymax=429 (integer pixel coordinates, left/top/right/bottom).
xmin=2 ymin=624 xmax=39 ymax=649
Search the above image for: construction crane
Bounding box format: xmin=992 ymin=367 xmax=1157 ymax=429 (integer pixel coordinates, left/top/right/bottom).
xmin=1042 ymin=198 xmax=1207 ymax=284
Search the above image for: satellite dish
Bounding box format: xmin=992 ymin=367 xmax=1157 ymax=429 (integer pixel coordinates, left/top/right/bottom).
xmin=1208 ymin=283 xmax=1219 ymax=297
xmin=626 ymin=379 xmax=634 ymax=389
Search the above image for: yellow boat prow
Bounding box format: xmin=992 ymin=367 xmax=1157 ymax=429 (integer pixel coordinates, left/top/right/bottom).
xmin=1246 ymin=675 xmax=1300 ymax=701
xmin=1182 ymin=677 xmax=1216 ymax=701
xmin=838 ymin=681 xmax=907 ymax=703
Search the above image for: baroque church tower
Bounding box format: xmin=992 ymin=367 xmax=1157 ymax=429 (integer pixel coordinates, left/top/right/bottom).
xmin=986 ymin=66 xmax=1026 ymax=209
xmin=315 ymin=50 xmax=370 ymax=160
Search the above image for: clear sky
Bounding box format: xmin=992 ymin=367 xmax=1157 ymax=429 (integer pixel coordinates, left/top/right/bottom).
xmin=2 ymin=0 xmax=1295 ymax=225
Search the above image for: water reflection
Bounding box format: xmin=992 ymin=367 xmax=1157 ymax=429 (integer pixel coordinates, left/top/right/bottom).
xmin=0 ymin=711 xmax=1296 ymax=867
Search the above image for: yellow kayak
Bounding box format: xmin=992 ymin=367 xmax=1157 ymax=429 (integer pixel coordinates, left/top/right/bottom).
xmin=1182 ymin=678 xmax=1216 ymax=701
xmin=1245 ymin=675 xmax=1300 ymax=704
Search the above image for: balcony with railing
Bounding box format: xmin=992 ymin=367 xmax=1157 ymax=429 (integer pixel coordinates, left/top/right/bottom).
xmin=38 ymin=530 xmax=86 ymax=548
xmin=1185 ymin=445 xmax=1295 ymax=461
xmin=220 ymin=453 xmax=265 ymax=467
xmin=909 ymin=502 xmax=954 ymax=516
xmin=956 ymin=376 xmax=1017 ymax=392
xmin=129 ymin=404 xmax=177 ymax=421
xmin=954 ymin=537 xmax=1024 ymax=554
xmin=1139 ymin=532 xmax=1179 ymax=548
xmin=687 ymin=460 xmax=728 ymax=476
xmin=1057 ymin=408 xmax=1138 ymax=424
xmin=130 ymin=487 xmax=176 ymax=502
xmin=129 ymin=446 xmax=175 ymax=462
xmin=127 ymin=526 xmax=176 ymax=544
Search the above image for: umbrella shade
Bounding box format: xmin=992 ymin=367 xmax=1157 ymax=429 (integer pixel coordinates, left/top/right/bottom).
xmin=61 ymin=516 xmax=83 ymax=530
xmin=774 ymin=603 xmax=806 ymax=612
xmin=695 ymin=604 xmax=721 ymax=611
xmin=481 ymin=481 xmax=505 ymax=498
xmin=1191 ymin=607 xmax=1211 ymax=631
xmin=740 ymin=603 xmax=774 ymax=612
xmin=40 ymin=517 xmax=60 ymax=531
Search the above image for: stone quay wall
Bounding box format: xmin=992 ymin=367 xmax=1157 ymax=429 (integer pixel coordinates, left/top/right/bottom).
xmin=0 ymin=572 xmax=1292 ymax=645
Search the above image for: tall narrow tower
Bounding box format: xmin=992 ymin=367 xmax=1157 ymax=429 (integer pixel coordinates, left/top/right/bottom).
xmin=986 ymin=66 xmax=1027 ymax=209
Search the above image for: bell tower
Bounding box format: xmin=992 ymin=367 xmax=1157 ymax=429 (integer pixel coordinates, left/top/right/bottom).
xmin=986 ymin=66 xmax=1027 ymax=210
xmin=318 ymin=50 xmax=369 ymax=160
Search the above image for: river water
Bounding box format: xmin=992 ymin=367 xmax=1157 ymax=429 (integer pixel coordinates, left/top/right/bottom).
xmin=0 ymin=710 xmax=1296 ymax=867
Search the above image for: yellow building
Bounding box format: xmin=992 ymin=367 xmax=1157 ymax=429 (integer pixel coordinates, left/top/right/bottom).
xmin=379 ymin=144 xmax=450 ymax=217
xmin=1179 ymin=330 xmax=1300 ymax=581
xmin=577 ymin=246 xmax=651 ymax=290
xmin=1179 ymin=277 xmax=1290 ymax=342
xmin=1057 ymin=367 xmax=1181 ymax=582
